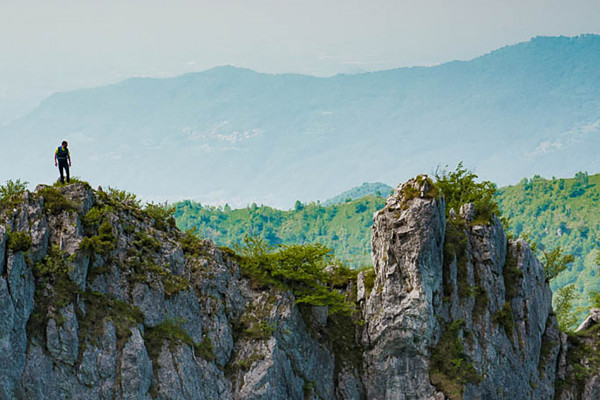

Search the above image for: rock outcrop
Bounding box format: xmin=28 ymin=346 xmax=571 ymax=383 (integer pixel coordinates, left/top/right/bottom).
xmin=0 ymin=178 xmax=593 ymax=399
xmin=361 ymin=176 xmax=561 ymax=400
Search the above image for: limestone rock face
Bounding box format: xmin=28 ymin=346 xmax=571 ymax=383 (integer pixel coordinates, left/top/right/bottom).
xmin=362 ymin=177 xmax=446 ymax=400
xmin=0 ymin=179 xmax=590 ymax=399
xmin=361 ymin=176 xmax=561 ymax=400
xmin=555 ymin=309 xmax=600 ymax=400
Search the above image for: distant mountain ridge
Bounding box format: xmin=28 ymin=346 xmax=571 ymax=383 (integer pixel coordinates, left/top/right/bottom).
xmin=323 ymin=182 xmax=392 ymax=206
xmin=2 ymin=35 xmax=599 ymax=207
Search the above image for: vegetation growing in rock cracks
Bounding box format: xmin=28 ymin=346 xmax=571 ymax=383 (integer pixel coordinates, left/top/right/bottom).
xmin=542 ymin=246 xmax=575 ymax=281
xmin=7 ymin=230 xmax=32 ymax=253
xmin=554 ymin=324 xmax=600 ymax=397
xmin=429 ymin=319 xmax=483 ymax=400
xmin=0 ymin=179 xmax=28 ymax=212
xmin=555 ymin=285 xmax=579 ymax=332
xmin=144 ymin=201 xmax=176 ymax=231
xmin=235 ymin=235 xmax=356 ymax=316
xmin=79 ymin=221 xmax=117 ymax=258
xmin=399 ymin=174 xmax=439 ymax=209
xmin=442 ymin=217 xmax=469 ymax=298
xmin=435 ymin=162 xmax=500 ymax=225
xmin=37 ymin=186 xmax=78 ymax=215
xmin=144 ymin=319 xmax=214 ymax=363
xmin=27 ymin=245 xmax=79 ymax=341
xmin=493 ymin=302 xmax=515 ymax=336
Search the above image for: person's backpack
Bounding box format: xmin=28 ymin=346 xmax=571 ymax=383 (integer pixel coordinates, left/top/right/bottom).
xmin=57 ymin=146 xmax=69 ymax=160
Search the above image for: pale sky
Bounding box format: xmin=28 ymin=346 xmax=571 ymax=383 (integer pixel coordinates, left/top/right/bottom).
xmin=1 ymin=0 xmax=599 ymax=123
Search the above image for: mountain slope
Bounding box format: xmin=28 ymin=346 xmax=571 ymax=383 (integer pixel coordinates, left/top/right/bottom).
xmin=174 ymin=195 xmax=386 ymax=267
xmin=323 ymin=182 xmax=392 ymax=206
xmin=497 ymin=171 xmax=600 ymax=312
xmin=2 ymin=35 xmax=600 ymax=207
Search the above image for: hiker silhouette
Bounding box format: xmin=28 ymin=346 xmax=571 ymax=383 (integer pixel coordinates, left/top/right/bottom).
xmin=54 ymin=140 xmax=72 ymax=184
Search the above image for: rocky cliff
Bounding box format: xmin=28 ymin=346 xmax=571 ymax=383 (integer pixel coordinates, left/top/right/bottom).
xmin=0 ymin=178 xmax=597 ymax=400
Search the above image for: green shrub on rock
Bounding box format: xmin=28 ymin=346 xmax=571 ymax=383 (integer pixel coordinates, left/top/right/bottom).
xmin=79 ymin=221 xmax=116 ymax=257
xmin=236 ymin=236 xmax=355 ymax=316
xmin=38 ymin=186 xmax=77 ymax=215
xmin=7 ymin=231 xmax=32 ymax=253
xmin=0 ymin=179 xmax=28 ymax=211
xmin=430 ymin=320 xmax=482 ymax=400
xmin=435 ymin=162 xmax=499 ymax=225
xmin=144 ymin=202 xmax=176 ymax=231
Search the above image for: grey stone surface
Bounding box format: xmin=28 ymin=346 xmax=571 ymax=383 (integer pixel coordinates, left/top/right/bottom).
xmin=362 ymin=177 xmax=446 ymax=400
xmin=0 ymin=179 xmax=591 ymax=399
xmin=576 ymin=308 xmax=600 ymax=332
xmin=46 ymin=304 xmax=79 ymax=366
xmin=120 ymin=327 xmax=153 ymax=400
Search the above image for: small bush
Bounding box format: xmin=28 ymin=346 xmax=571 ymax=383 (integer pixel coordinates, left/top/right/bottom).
xmin=144 ymin=202 xmax=176 ymax=231
xmin=435 ymin=162 xmax=499 ymax=224
xmin=430 ymin=320 xmax=482 ymax=400
xmin=82 ymin=206 xmax=110 ymax=235
xmin=163 ymin=274 xmax=191 ymax=297
xmin=106 ymin=187 xmax=141 ymax=208
xmin=542 ymin=246 xmax=574 ymax=281
xmin=196 ymin=335 xmax=216 ymax=361
xmin=493 ymin=302 xmax=514 ymax=335
xmin=399 ymin=175 xmax=438 ymax=209
xmin=503 ymin=247 xmax=523 ymax=300
xmin=133 ymin=231 xmax=162 ymax=253
xmin=236 ymin=236 xmax=354 ymax=316
xmin=144 ymin=319 xmax=201 ymax=361
xmin=235 ymin=312 xmax=276 ymax=341
xmin=555 ymin=284 xmax=578 ymax=332
xmin=7 ymin=231 xmax=32 ymax=252
xmin=179 ymin=230 xmax=208 ymax=256
xmin=0 ymin=179 xmax=28 ymax=210
xmin=38 ymin=186 xmax=77 ymax=215
xmin=79 ymin=221 xmax=116 ymax=257
xmin=443 ymin=218 xmax=469 ymax=297
xmin=34 ymin=245 xmax=71 ymax=279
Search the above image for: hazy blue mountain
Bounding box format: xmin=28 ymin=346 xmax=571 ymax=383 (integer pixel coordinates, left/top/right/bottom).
xmin=2 ymin=35 xmax=599 ymax=207
xmin=323 ymin=182 xmax=393 ymax=206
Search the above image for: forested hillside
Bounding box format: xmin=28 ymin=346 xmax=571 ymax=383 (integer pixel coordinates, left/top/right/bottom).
xmin=497 ymin=171 xmax=600 ymax=312
xmin=323 ymin=182 xmax=392 ymax=206
xmin=175 ymin=172 xmax=600 ymax=312
xmin=174 ymin=195 xmax=386 ymax=267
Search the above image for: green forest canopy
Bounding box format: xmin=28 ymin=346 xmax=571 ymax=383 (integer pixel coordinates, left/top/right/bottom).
xmin=174 ymin=171 xmax=600 ymax=313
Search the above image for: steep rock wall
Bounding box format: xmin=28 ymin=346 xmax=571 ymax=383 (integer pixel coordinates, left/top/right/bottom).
xmin=360 ymin=177 xmax=560 ymax=400
xmin=0 ymin=178 xmax=593 ymax=400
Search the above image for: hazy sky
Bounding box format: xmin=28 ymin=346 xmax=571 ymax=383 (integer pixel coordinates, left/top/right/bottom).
xmin=1 ymin=0 xmax=599 ymax=123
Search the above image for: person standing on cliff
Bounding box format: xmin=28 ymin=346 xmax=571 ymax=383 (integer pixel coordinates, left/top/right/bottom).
xmin=54 ymin=140 xmax=72 ymax=184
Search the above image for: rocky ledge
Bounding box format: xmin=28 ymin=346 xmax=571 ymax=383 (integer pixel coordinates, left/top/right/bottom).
xmin=0 ymin=178 xmax=597 ymax=399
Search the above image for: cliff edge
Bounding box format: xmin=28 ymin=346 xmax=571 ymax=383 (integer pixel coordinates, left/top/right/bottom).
xmin=0 ymin=178 xmax=596 ymax=399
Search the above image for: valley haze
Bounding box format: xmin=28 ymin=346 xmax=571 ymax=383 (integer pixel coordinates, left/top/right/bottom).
xmin=1 ymin=35 xmax=599 ymax=208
